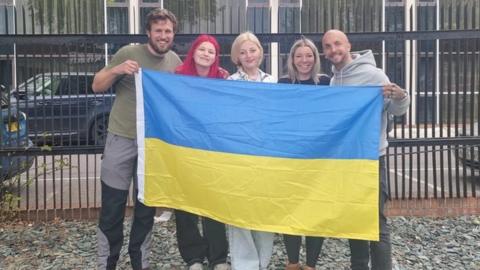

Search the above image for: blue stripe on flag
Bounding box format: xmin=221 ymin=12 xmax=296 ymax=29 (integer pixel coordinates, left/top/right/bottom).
xmin=142 ymin=69 xmax=383 ymax=160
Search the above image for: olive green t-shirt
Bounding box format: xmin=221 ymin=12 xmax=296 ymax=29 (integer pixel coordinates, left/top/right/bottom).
xmin=106 ymin=44 xmax=181 ymax=139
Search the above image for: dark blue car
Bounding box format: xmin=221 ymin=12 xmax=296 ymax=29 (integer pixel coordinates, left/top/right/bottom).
xmin=10 ymin=72 xmax=114 ymax=145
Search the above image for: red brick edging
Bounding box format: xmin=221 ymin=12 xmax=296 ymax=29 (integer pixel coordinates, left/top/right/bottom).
xmin=385 ymin=197 xmax=480 ymax=217
xmin=13 ymin=198 xmax=480 ymax=222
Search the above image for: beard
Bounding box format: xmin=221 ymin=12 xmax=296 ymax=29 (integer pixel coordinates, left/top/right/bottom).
xmin=148 ymin=38 xmax=172 ymax=55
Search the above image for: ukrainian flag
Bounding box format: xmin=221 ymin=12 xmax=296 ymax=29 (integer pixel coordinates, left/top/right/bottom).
xmin=136 ymin=69 xmax=383 ymax=240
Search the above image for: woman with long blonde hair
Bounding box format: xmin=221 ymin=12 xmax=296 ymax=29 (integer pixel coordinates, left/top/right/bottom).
xmin=278 ymin=37 xmax=330 ymax=270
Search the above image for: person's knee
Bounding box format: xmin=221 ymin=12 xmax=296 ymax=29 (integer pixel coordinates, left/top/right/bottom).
xmin=99 ymin=182 xmax=129 ymax=227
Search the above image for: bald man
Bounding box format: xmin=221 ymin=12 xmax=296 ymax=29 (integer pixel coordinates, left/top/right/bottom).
xmin=322 ymin=29 xmax=410 ymax=270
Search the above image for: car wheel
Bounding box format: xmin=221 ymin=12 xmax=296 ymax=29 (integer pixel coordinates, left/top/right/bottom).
xmin=90 ymin=114 xmax=109 ymax=145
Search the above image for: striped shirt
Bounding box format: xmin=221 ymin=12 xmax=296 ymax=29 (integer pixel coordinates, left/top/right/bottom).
xmin=228 ymin=68 xmax=276 ymax=83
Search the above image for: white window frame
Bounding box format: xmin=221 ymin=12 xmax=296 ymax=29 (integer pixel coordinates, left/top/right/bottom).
xmin=271 ymin=0 xmax=279 ymax=80
xmin=406 ymin=0 xmax=417 ymax=125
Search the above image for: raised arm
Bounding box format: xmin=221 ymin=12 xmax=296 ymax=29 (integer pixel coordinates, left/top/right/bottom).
xmin=92 ymin=60 xmax=139 ymax=93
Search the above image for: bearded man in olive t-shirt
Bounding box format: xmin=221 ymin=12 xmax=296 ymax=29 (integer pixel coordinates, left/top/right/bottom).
xmin=91 ymin=8 xmax=181 ymax=270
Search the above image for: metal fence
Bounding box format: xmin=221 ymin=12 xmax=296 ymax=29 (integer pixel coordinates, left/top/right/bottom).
xmin=0 ymin=30 xmax=479 ymax=220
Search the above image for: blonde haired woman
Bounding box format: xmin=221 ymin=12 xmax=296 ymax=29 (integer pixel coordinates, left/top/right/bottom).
xmin=280 ymin=37 xmax=330 ymax=86
xmin=227 ymin=31 xmax=276 ymax=270
xmin=228 ymin=31 xmax=275 ymax=83
xmin=278 ymin=37 xmax=330 ymax=270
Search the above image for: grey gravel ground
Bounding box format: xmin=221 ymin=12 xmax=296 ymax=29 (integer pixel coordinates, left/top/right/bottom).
xmin=1 ymin=216 xmax=479 ymax=270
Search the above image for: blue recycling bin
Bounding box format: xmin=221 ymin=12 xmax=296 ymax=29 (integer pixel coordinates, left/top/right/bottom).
xmin=1 ymin=107 xmax=34 ymax=182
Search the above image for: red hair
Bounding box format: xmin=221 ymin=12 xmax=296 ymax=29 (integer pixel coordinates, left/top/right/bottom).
xmin=175 ymin=34 xmax=227 ymax=78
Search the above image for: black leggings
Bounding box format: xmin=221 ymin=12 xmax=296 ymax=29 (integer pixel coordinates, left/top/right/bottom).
xmin=283 ymin=234 xmax=324 ymax=267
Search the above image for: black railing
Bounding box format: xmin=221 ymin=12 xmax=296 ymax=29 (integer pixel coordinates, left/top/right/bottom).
xmin=0 ymin=30 xmax=479 ymax=219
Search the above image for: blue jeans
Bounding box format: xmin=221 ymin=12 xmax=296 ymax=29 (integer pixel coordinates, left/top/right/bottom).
xmin=349 ymin=156 xmax=392 ymax=270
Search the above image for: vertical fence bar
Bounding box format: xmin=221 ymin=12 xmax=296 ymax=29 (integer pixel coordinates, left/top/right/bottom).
xmin=83 ymin=42 xmax=91 ymax=218
xmin=447 ymin=38 xmax=454 ymax=198
xmin=423 ymin=37 xmax=428 ymax=199
xmin=401 ymin=22 xmax=407 ymax=200
xmin=392 ymin=9 xmax=399 ymax=200
xmin=431 ymin=2 xmax=439 ymax=199
xmin=454 ymin=37 xmax=461 ymax=198
xmin=415 ymin=4 xmax=422 ymax=199
xmin=49 ymin=44 xmax=57 ymax=217
xmin=462 ymin=37 xmax=468 ymax=197
xmin=67 ymin=42 xmax=74 ymax=219
xmin=74 ymin=42 xmax=82 ymax=218
xmin=470 ymin=38 xmax=479 ymax=197
xmin=60 ymin=43 xmax=65 ymax=215
xmin=439 ymin=37 xmax=446 ymax=199
xmin=408 ymin=4 xmax=414 ymax=200
xmin=467 ymin=36 xmax=475 ymax=197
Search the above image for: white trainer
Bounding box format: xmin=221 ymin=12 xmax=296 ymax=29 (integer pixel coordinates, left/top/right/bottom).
xmin=213 ymin=263 xmax=231 ymax=270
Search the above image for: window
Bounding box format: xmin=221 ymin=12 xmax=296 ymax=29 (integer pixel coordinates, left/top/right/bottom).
xmin=0 ymin=1 xmax=14 ymax=88
xmin=15 ymin=0 xmax=103 ymax=34
xmin=280 ymin=0 xmax=301 ymax=7
xmin=19 ymin=75 xmax=52 ymax=96
xmin=385 ymin=2 xmax=405 ymax=92
xmin=0 ymin=0 xmax=14 ymax=34
xmin=165 ymin=0 xmax=248 ymax=73
xmin=79 ymin=75 xmax=95 ymax=95
xmin=299 ymin=0 xmax=383 ymax=33
xmin=107 ymin=0 xmax=129 ymax=34
xmin=247 ymin=6 xmax=270 ymax=33
xmin=415 ymin=0 xmax=437 ymax=124
xmin=279 ymin=0 xmax=301 ymax=33
xmin=248 ymin=0 xmax=269 ymax=7
xmin=140 ymin=0 xmax=162 ymax=33
xmin=439 ymin=0 xmax=479 ymax=30
xmin=57 ymin=75 xmax=95 ymax=96
xmin=165 ymin=0 xmax=243 ymax=34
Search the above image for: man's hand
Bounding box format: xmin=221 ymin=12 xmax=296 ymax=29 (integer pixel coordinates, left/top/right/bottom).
xmin=383 ymin=83 xmax=407 ymax=101
xmin=113 ymin=60 xmax=140 ymax=76
xmin=92 ymin=60 xmax=140 ymax=93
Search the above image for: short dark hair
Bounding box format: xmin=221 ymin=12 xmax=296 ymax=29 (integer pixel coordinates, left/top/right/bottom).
xmin=145 ymin=8 xmax=177 ymax=32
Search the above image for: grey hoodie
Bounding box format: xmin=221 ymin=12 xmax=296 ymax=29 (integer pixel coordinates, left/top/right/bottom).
xmin=330 ymin=49 xmax=410 ymax=156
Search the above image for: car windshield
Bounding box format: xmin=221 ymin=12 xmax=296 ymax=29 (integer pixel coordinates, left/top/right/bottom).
xmin=16 ymin=75 xmax=54 ymax=96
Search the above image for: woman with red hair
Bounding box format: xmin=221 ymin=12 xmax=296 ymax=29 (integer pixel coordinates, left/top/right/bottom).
xmin=174 ymin=34 xmax=230 ymax=270
xmin=175 ymin=34 xmax=229 ymax=78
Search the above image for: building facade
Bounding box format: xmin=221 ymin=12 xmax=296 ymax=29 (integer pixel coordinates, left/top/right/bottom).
xmin=0 ymin=0 xmax=479 ymax=125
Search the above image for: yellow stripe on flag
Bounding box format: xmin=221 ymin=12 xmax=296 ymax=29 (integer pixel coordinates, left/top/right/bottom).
xmin=143 ymin=138 xmax=379 ymax=241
